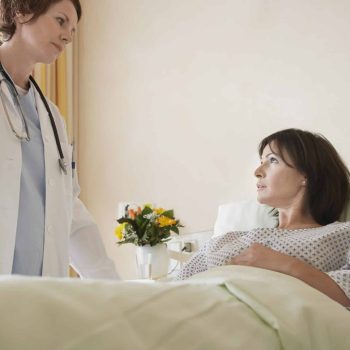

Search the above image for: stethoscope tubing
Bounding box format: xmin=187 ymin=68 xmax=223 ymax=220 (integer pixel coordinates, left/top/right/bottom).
xmin=0 ymin=77 xmax=30 ymax=141
xmin=0 ymin=62 xmax=67 ymax=175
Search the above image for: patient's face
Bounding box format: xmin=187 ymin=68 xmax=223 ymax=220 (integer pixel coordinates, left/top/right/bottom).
xmin=254 ymin=142 xmax=306 ymax=209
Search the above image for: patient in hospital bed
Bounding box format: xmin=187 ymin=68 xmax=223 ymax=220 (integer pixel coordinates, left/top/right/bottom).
xmin=177 ymin=128 xmax=350 ymax=310
xmin=1 ymin=127 xmax=350 ymax=350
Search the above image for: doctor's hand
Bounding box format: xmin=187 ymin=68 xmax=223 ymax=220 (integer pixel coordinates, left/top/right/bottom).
xmin=228 ymin=243 xmax=297 ymax=275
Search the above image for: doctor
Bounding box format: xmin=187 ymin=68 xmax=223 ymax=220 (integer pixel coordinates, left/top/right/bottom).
xmin=0 ymin=0 xmax=119 ymax=278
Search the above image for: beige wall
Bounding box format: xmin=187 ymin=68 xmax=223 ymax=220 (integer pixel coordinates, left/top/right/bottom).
xmin=78 ymin=0 xmax=350 ymax=278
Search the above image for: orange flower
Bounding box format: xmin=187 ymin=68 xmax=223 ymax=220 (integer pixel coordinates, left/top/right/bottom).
xmin=128 ymin=209 xmax=136 ymax=219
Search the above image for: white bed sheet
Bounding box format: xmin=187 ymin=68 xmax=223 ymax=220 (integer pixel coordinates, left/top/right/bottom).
xmin=0 ymin=266 xmax=349 ymax=350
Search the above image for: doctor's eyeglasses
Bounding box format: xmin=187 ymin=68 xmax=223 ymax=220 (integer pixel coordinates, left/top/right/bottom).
xmin=0 ymin=76 xmax=30 ymax=141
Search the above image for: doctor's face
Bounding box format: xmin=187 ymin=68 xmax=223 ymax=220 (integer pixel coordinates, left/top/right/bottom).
xmin=254 ymin=142 xmax=307 ymax=210
xmin=15 ymin=0 xmax=78 ymax=64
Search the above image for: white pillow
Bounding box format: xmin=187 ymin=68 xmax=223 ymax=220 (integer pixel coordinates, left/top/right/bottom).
xmin=213 ymin=200 xmax=278 ymax=237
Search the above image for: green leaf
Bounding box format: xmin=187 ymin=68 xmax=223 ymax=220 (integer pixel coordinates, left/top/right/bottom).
xmin=136 ymin=216 xmax=148 ymax=234
xmin=162 ymin=232 xmax=171 ymax=240
xmin=142 ymin=206 xmax=153 ymax=216
xmin=170 ymin=226 xmax=179 ymax=234
xmin=141 ymin=225 xmax=151 ymax=241
xmin=117 ymin=218 xmax=137 ymax=226
xmin=117 ymin=218 xmax=138 ymax=231
xmin=139 ymin=220 xmax=149 ymax=236
xmin=162 ymin=210 xmax=174 ymax=218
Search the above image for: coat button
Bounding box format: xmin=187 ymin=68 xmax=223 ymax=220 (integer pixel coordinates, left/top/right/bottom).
xmin=47 ymin=225 xmax=53 ymax=234
xmin=49 ymin=179 xmax=54 ymax=186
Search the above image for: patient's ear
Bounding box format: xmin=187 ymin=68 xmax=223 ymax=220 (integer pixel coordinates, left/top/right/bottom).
xmin=301 ymin=178 xmax=307 ymax=186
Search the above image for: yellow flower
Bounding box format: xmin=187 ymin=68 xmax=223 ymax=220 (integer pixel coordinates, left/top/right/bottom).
xmin=115 ymin=223 xmax=126 ymax=240
xmin=154 ymin=207 xmax=165 ymax=215
xmin=157 ymin=216 xmax=177 ymax=227
xmin=144 ymin=203 xmax=153 ymax=209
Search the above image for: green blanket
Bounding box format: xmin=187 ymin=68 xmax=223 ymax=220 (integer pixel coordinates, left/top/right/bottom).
xmin=0 ymin=266 xmax=349 ymax=349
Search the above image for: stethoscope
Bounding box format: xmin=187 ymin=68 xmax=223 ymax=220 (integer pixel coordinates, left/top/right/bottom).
xmin=0 ymin=62 xmax=68 ymax=175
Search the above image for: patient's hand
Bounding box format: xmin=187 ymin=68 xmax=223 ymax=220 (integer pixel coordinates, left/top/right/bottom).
xmin=229 ymin=243 xmax=350 ymax=307
xmin=228 ymin=243 xmax=295 ymax=274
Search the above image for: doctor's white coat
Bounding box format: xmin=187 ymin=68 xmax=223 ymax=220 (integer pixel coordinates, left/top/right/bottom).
xmin=0 ymin=77 xmax=118 ymax=278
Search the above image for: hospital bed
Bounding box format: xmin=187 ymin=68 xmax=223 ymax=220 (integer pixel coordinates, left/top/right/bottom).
xmin=1 ymin=201 xmax=350 ymax=350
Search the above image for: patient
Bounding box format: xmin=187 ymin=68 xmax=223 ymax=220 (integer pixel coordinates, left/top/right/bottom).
xmin=177 ymin=128 xmax=350 ymax=308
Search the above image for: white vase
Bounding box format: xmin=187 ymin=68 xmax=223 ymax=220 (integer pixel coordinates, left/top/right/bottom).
xmin=135 ymin=243 xmax=169 ymax=279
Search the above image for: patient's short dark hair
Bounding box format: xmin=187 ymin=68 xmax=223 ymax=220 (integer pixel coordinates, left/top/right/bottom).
xmin=259 ymin=128 xmax=350 ymax=225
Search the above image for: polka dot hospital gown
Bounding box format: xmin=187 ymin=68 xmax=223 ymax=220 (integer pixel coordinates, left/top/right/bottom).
xmin=176 ymin=221 xmax=350 ymax=309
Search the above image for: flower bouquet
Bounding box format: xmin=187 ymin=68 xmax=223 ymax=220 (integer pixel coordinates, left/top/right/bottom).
xmin=115 ymin=204 xmax=183 ymax=247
